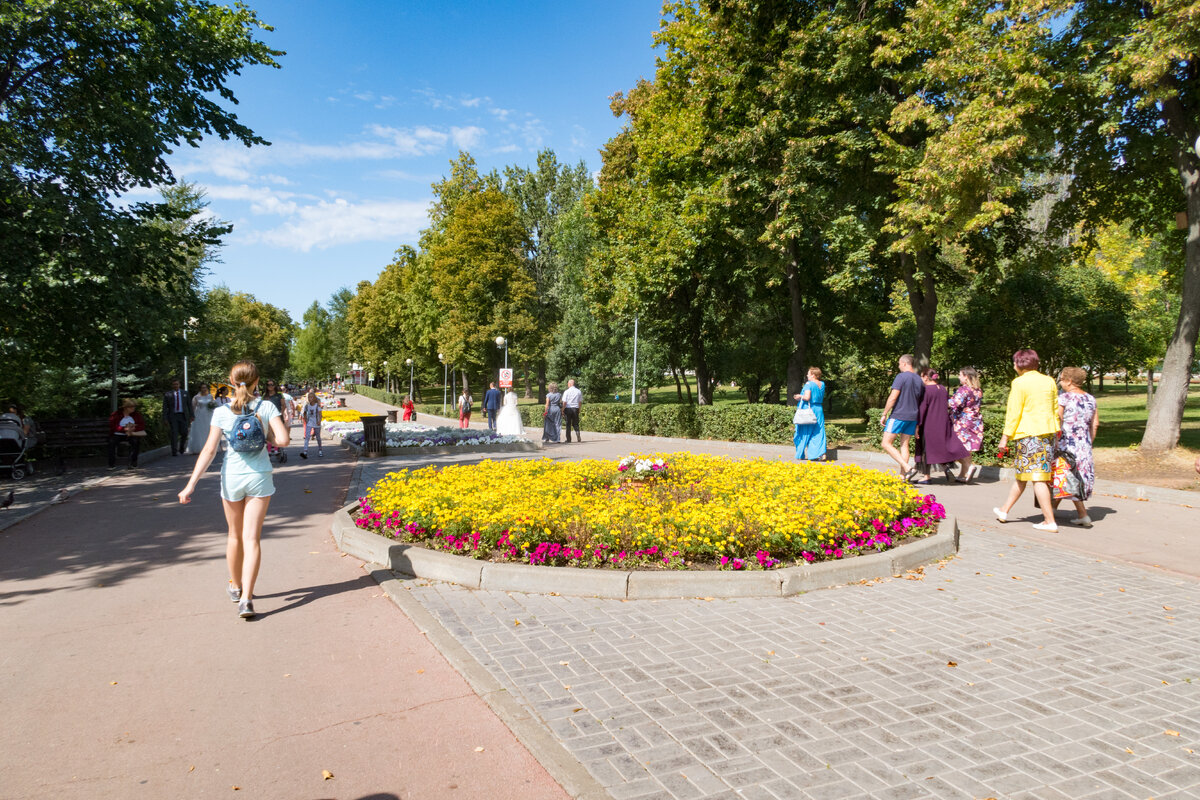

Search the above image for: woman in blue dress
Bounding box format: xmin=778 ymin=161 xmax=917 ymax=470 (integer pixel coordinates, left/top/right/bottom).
xmin=792 ymin=367 xmax=827 ymax=461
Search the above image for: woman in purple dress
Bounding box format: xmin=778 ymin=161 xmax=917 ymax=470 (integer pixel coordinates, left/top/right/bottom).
xmin=915 ymin=369 xmax=973 ymax=484
xmin=1055 ymin=367 xmax=1098 ymax=527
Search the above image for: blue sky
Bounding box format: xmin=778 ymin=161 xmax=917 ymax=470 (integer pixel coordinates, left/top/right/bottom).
xmin=156 ymin=0 xmax=664 ymax=321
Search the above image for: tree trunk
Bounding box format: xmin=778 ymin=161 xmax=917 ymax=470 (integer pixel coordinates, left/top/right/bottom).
xmin=537 ymin=363 xmax=546 ymax=403
xmin=110 ymin=339 xmax=119 ymax=414
xmin=672 ymin=365 xmax=684 ymax=402
xmin=1142 ymin=95 xmax=1200 ymax=453
xmin=899 ymin=252 xmax=937 ymax=369
xmin=784 ymin=245 xmax=808 ymax=398
xmin=691 ymin=343 xmax=712 ymax=406
xmin=1146 ymin=367 xmax=1155 ymax=411
xmin=523 ymin=363 xmax=533 ymax=399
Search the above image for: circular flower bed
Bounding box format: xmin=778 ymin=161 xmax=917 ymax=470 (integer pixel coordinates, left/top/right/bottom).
xmin=354 ymin=453 xmax=945 ymax=570
xmin=322 ymin=408 xmax=370 ymax=423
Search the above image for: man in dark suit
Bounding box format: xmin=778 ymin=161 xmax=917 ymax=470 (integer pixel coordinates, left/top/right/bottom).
xmin=162 ymin=378 xmax=193 ymax=456
xmin=482 ymin=382 xmax=502 ymax=431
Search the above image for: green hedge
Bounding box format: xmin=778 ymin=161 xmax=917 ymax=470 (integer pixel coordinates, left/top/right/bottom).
xmin=369 ymin=385 xmax=852 ymax=449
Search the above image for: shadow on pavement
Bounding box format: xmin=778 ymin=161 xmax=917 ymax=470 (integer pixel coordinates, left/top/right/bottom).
xmin=252 ymin=575 xmax=375 ymax=618
xmin=0 ymin=447 xmax=354 ymax=600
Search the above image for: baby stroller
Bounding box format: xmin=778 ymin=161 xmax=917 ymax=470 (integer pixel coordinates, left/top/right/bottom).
xmin=0 ymin=417 xmax=32 ymax=480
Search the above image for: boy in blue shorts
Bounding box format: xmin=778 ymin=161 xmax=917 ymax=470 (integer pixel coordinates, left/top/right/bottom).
xmin=880 ymin=354 xmax=925 ymax=480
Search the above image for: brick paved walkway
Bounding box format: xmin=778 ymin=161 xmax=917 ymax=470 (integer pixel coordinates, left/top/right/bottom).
xmin=396 ymin=531 xmax=1200 ymax=800
xmin=341 ymin=392 xmax=1200 ymax=799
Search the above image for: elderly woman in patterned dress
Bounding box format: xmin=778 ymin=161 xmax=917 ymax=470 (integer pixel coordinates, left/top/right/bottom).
xmin=993 ymin=349 xmax=1061 ymax=532
xmin=948 ymin=367 xmax=983 ymax=454
xmin=1054 ymin=366 xmax=1099 ymax=528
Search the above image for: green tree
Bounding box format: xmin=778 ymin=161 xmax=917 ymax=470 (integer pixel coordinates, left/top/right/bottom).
xmin=289 ymin=301 xmax=334 ymax=384
xmin=189 ymin=287 xmax=294 ymax=384
xmin=0 ymin=0 xmax=281 ymax=398
xmin=1044 ymin=0 xmax=1200 ymax=452
xmin=326 ymin=287 xmax=354 ymax=378
xmin=503 ymin=150 xmax=592 ymax=399
xmin=427 ymin=185 xmax=536 ymax=396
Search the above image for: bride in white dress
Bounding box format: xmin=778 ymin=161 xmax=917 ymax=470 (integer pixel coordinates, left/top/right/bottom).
xmin=495 ymin=391 xmax=524 ymax=436
xmin=186 ymin=383 xmax=216 ymax=453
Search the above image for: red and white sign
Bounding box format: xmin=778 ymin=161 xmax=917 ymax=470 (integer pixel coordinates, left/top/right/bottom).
xmin=499 ymin=369 xmax=513 ymax=389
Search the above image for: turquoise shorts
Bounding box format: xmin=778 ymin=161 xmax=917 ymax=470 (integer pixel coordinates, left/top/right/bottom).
xmin=221 ymin=470 xmax=275 ymax=502
xmin=884 ymin=418 xmax=918 ymax=436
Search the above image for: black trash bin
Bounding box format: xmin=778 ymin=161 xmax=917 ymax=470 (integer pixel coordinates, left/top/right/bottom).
xmin=386 ymin=409 xmax=398 ymax=423
xmin=361 ymin=414 xmax=387 ymax=457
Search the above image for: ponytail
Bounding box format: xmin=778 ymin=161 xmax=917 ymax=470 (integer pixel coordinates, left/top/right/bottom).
xmin=229 ymin=360 xmax=259 ymax=413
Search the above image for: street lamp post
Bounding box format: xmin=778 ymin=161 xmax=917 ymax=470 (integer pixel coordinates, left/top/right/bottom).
xmin=383 ymin=360 xmax=389 ymax=394
xmin=439 ymin=353 xmax=447 ymax=414
xmin=631 ymin=314 xmax=639 ymax=405
xmin=406 ymin=358 xmax=414 ymax=399
xmin=495 ymin=335 xmax=508 ymax=375
xmin=183 ymin=317 xmax=198 ymax=392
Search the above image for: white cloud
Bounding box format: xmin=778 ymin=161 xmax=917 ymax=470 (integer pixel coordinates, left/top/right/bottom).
xmin=451 ymin=126 xmax=486 ymax=149
xmin=249 ymin=197 xmax=431 ymax=252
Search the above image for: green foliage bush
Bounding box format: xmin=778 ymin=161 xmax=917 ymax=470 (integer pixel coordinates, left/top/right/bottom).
xmin=373 ymin=386 xmax=850 ymax=450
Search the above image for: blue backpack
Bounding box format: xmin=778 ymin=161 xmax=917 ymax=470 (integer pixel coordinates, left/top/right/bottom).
xmin=228 ymin=400 xmax=266 ymax=453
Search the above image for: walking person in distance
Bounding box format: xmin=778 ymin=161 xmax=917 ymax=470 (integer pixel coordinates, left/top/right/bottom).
xmin=482 ymin=382 xmax=502 ymax=431
xmin=162 ymin=378 xmax=192 ymax=456
xmin=562 ymin=378 xmax=583 ymax=443
xmin=993 ymin=349 xmax=1060 ymax=532
xmin=879 ymin=354 xmax=924 ymax=480
xmin=178 ymin=361 xmax=289 ymax=619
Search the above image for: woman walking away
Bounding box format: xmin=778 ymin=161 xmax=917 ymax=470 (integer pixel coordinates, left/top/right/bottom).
xmin=543 ymin=382 xmax=563 ymax=443
xmin=178 ymin=361 xmax=289 ymax=620
xmin=792 ymin=367 xmax=827 ymax=461
xmin=299 ymin=388 xmax=323 ymax=459
xmin=457 ymin=389 xmax=473 ymax=429
xmin=993 ymin=349 xmax=1060 ymax=532
xmin=1055 ymin=367 xmax=1099 ymax=527
xmin=915 ymin=369 xmax=972 ymax=483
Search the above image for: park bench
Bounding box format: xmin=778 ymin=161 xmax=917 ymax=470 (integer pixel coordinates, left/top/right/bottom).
xmin=37 ymin=418 xmax=130 ymax=472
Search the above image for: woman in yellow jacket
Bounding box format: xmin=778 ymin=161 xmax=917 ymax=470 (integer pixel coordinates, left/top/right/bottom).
xmin=993 ymin=349 xmax=1061 ymax=532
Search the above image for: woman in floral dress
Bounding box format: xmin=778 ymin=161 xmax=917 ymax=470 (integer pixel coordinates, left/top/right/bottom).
xmin=948 ymin=367 xmax=983 ymax=456
xmin=1055 ymin=366 xmax=1098 ymax=528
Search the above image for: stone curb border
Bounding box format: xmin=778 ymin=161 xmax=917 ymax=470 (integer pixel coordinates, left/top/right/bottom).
xmin=332 ymin=502 xmax=960 ymax=598
xmin=368 ymin=569 xmax=610 ymax=800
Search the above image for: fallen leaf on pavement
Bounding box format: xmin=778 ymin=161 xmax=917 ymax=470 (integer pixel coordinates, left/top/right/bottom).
xmin=946 ymin=661 xmax=958 ymax=668
xmin=559 ymin=661 xmax=570 ymax=665
xmin=513 ymin=619 xmax=521 ymax=626
xmin=474 ymin=747 xmax=484 ymax=752
xmin=1165 ymin=730 xmax=1180 ymax=736
xmin=417 ymin=669 xmax=424 ymax=674
xmin=110 ymin=681 xmax=118 ymax=685
xmin=189 ymin=765 xmax=195 ymax=772
xmin=322 ymin=770 xmax=334 ymax=780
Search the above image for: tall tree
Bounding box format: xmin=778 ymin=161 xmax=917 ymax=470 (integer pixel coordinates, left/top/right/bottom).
xmin=0 ymin=0 xmax=281 ymax=395
xmin=503 ymin=150 xmax=592 ymax=399
xmin=289 ymin=301 xmax=334 ymax=384
xmin=1045 ymin=0 xmax=1200 ymax=452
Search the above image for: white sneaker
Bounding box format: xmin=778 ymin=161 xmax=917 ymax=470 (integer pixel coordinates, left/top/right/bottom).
xmin=1069 ymin=516 xmax=1093 ymax=528
xmin=1032 ymin=521 xmax=1058 ymax=533
xmin=993 ymin=507 xmax=1008 ymax=522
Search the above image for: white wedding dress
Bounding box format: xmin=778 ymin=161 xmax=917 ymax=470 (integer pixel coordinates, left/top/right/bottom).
xmin=187 ymin=394 xmax=215 ymax=453
xmin=495 ymin=391 xmax=524 ymax=436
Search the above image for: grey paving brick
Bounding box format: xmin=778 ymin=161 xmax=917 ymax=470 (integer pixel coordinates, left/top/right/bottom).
xmin=400 ymin=526 xmax=1200 ymax=799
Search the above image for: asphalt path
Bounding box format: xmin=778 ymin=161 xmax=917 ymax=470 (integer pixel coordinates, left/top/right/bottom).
xmin=0 ymin=428 xmax=568 ymax=800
